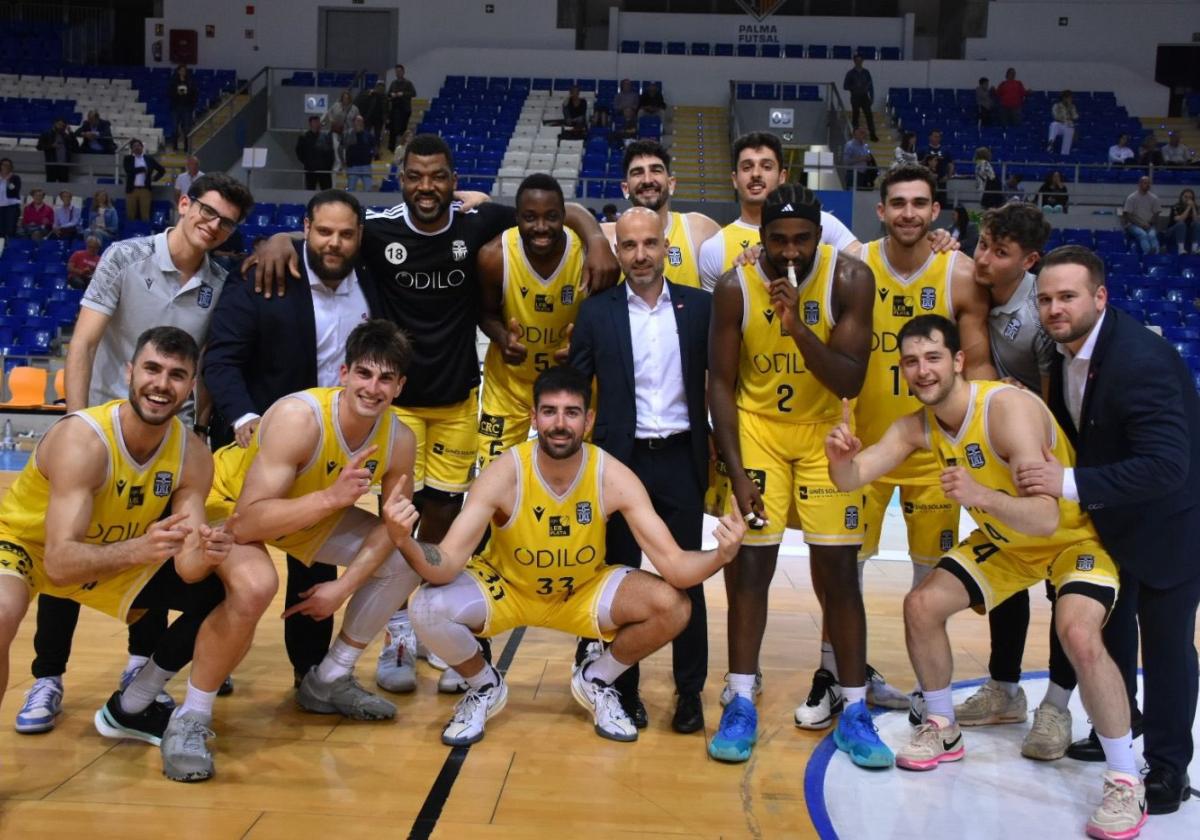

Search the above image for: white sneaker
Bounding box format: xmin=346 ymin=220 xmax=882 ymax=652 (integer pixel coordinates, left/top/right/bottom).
xmin=1021 ymin=701 xmax=1072 ymax=761
xmin=438 ymin=666 xmax=469 ymax=694
xmin=866 ymin=665 xmax=911 ymax=710
xmin=570 ymin=661 xmax=637 ymax=742
xmin=423 ymin=649 xmax=448 ymax=670
xmin=15 ymin=677 xmax=63 ymax=734
xmin=441 ymin=673 xmax=508 ymax=746
xmin=375 ymin=619 xmax=417 ymax=694
xmin=1086 ymin=770 xmax=1147 ymax=840
xmin=954 ymin=680 xmax=1028 ymax=726
xmin=794 ymin=668 xmax=843 ymax=730
xmin=719 ymin=670 xmax=764 ymax=707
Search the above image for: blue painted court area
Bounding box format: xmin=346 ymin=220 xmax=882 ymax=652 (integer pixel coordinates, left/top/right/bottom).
xmin=0 ymin=450 xmax=30 ymax=471
xmin=810 ymin=674 xmax=1200 ymax=839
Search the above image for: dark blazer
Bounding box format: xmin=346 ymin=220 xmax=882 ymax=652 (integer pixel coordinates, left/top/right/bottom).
xmin=569 ymin=279 xmax=711 ymax=489
xmin=202 ymin=241 xmax=385 ymax=429
xmin=121 ymin=152 xmax=166 ymax=193
xmin=1048 ymin=305 xmax=1200 ymax=588
xmin=36 ymin=127 xmax=78 ymax=163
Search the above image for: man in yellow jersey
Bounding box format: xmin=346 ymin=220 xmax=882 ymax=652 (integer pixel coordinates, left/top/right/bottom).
xmin=600 ymin=139 xmax=719 ymax=287
xmin=476 ymin=173 xmax=584 ymax=469
xmin=205 ymin=321 xmax=421 ymax=744
xmin=382 ymin=365 xmax=746 ymax=745
xmin=707 ymin=184 xmax=887 ymax=767
xmin=826 ymin=315 xmax=1143 ymax=840
xmin=0 ymin=327 xmax=278 ymax=783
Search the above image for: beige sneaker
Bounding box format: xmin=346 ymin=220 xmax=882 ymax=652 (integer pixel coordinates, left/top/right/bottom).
xmin=1021 ymin=701 xmax=1072 ymax=761
xmin=954 ymin=680 xmax=1028 ymax=726
xmin=896 ymin=714 xmax=965 ymax=771
xmin=1085 ymin=770 xmax=1146 ymax=839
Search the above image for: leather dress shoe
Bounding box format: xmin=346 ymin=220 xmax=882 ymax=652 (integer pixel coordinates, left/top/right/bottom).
xmin=1066 ymin=713 xmax=1144 ymax=762
xmin=620 ymin=689 xmax=648 ymax=730
xmin=1145 ymin=766 xmax=1193 ymax=815
xmin=671 ymin=692 xmax=704 ymax=734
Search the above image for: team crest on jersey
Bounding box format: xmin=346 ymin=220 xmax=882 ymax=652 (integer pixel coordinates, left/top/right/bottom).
xmin=576 ymin=501 xmax=592 ymax=524
xmin=561 ymin=285 xmax=575 ymax=306
xmin=940 ymin=529 xmax=955 ymax=552
xmin=197 ymin=284 xmax=214 ymax=309
xmin=803 ymin=301 xmax=820 ymax=325
xmin=534 ymin=294 xmax=554 ymax=313
xmin=919 ymin=287 xmax=936 ymax=311
xmin=548 ymin=515 xmax=571 ymax=537
xmin=519 ymin=285 xmax=529 ymax=298
xmin=478 ymin=413 xmax=505 ymax=438
xmin=1004 ymin=317 xmax=1022 ymax=341
xmin=1076 ymin=554 xmax=1095 ymax=572
xmin=844 ymin=505 xmax=859 ymax=529
xmin=451 ymin=240 xmax=468 ymax=262
xmin=965 ymin=443 xmax=986 ymax=469
xmin=384 ymin=242 xmax=408 ymax=265
xmin=532 ymin=505 xmax=545 ymax=521
xmin=892 ymin=296 xmax=914 ymax=317
xmin=153 ymin=470 xmax=173 ymax=497
xmin=667 ymin=246 xmax=683 ymax=266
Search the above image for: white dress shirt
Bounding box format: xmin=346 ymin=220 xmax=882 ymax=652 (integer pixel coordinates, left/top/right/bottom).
xmin=1057 ymin=309 xmax=1106 ymax=502
xmin=627 ymin=281 xmax=689 ymax=439
xmin=132 ymin=154 xmax=147 ymax=187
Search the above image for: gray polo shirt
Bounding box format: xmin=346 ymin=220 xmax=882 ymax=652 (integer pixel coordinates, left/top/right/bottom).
xmin=987 ymin=271 xmax=1055 ymax=392
xmin=81 ymin=230 xmax=227 ymax=423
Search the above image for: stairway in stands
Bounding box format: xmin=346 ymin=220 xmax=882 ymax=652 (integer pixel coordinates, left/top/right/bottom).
xmin=667 ymin=105 xmax=731 ymax=202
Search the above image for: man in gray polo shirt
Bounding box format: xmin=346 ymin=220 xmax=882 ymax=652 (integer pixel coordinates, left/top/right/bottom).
xmin=12 ymin=173 xmax=254 ymax=737
xmin=1122 ymin=176 xmax=1162 ymax=255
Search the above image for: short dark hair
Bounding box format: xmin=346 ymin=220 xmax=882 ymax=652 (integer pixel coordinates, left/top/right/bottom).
xmin=898 ymin=314 xmax=961 ymax=355
xmin=979 ymin=202 xmax=1051 ymax=254
xmin=731 ymin=131 xmax=783 ymax=169
xmin=516 ymin=172 xmax=564 ymax=209
xmin=1040 ymin=245 xmax=1106 ymax=291
xmin=344 ymin=319 xmax=413 ymax=376
xmin=601 ymin=203 xmax=618 ymax=215
xmin=622 ymin=139 xmax=671 ymax=175
xmin=532 ymin=364 xmax=591 ymax=409
xmin=403 ymin=132 xmax=454 ymax=170
xmin=879 ymin=163 xmax=938 ymax=202
xmin=187 ymin=173 xmax=255 ymax=222
xmin=133 ymin=326 xmax=200 ymax=370
xmin=306 ymin=188 xmax=364 ymax=224
xmin=978 ymin=77 xmax=989 ymax=85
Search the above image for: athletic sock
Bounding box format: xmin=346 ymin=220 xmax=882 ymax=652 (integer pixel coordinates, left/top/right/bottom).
xmin=1042 ymin=681 xmax=1072 ymax=711
xmin=124 ymin=654 xmax=150 ymax=673
xmin=842 ymin=685 xmax=867 ymax=706
xmin=464 ymin=663 xmax=499 ymax=691
xmin=119 ymin=659 xmax=176 ymax=714
xmin=820 ymin=642 xmax=838 ymax=679
xmin=583 ymin=649 xmax=630 ymax=685
xmin=173 ymin=679 xmax=217 ymax=723
xmin=994 ymin=679 xmax=1020 ymax=699
xmin=315 ymin=637 xmax=364 ymax=683
xmin=1098 ymin=731 xmax=1138 ymax=776
xmin=924 ymin=685 xmax=956 ymax=724
xmin=728 ymin=672 xmax=758 ymax=702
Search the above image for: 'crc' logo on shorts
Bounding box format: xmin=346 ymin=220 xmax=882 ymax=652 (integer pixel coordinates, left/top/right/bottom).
xmin=385 ymin=243 xmax=408 ymax=264
xmin=478 ymin=413 xmax=504 ymax=438
xmin=1076 ymin=554 xmax=1095 ymax=572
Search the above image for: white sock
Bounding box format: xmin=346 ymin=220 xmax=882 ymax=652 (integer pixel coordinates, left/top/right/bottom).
xmin=994 ymin=679 xmax=1020 ymax=699
xmin=119 ymin=659 xmax=175 ymax=714
xmin=464 ymin=663 xmax=499 ymax=691
xmin=1099 ymin=731 xmax=1138 ymax=776
xmin=173 ymin=679 xmax=217 ymax=723
xmin=820 ymin=642 xmax=838 ymax=678
xmin=1042 ymin=681 xmax=1073 ymax=711
xmin=583 ymin=649 xmax=630 ymax=685
xmin=924 ymin=685 xmax=955 ymax=723
xmin=316 ymin=637 xmax=364 ymax=683
xmin=124 ymin=654 xmax=150 ymax=673
xmin=728 ymin=672 xmax=757 ymax=702
xmin=842 ymin=684 xmax=867 ymax=706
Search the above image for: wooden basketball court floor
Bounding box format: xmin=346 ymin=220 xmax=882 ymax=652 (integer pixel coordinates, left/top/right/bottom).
xmin=1 ymin=474 xmax=1197 ymax=839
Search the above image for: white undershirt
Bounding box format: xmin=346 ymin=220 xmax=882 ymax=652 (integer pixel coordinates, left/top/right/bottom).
xmin=626 ymin=281 xmax=689 ymax=439
xmin=1057 ymin=309 xmax=1106 ymax=503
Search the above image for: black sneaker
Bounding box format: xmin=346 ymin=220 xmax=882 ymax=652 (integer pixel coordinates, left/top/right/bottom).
xmin=907 ymin=690 xmax=926 ymax=727
xmin=93 ymin=691 xmax=173 ymax=746
xmin=217 ymin=676 xmax=234 ymax=697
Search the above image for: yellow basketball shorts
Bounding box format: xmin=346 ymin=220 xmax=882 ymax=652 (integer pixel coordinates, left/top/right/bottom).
xmin=859 ymin=480 xmax=961 ymax=566
xmin=395 ymin=389 xmax=479 ymax=494
xmin=476 ymin=373 xmax=534 ymax=470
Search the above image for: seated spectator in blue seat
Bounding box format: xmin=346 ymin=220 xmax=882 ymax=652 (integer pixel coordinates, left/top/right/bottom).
xmin=75 ymin=110 xmax=115 ymax=155
xmin=51 ymin=190 xmax=81 ymax=240
xmin=19 ymin=189 xmax=53 ymax=241
xmin=1108 ymin=133 xmax=1135 ymax=166
xmin=1123 ymin=176 xmax=1162 ymax=254
xmin=86 ymin=189 xmax=119 ymax=246
xmin=1037 ymin=171 xmax=1069 ymax=214
xmin=1161 ymin=132 xmax=1196 ymax=167
xmin=638 ymin=82 xmax=666 ymax=117
xmin=1169 ymin=188 xmax=1198 ymax=255
xmin=613 ymin=80 xmax=640 ymax=117
xmin=562 ymin=85 xmax=588 ymax=139
xmin=66 ymin=235 xmax=102 ymax=290
xmin=611 ymin=107 xmax=639 ymax=147
xmin=1136 ymin=134 xmax=1164 ymax=168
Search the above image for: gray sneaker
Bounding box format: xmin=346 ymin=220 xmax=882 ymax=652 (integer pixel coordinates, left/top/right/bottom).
xmin=375 ymin=619 xmax=417 ymax=694
xmin=297 ymin=668 xmax=396 ymax=720
xmin=161 ymin=711 xmax=215 ymax=782
xmin=1021 ymin=701 xmax=1072 ymax=761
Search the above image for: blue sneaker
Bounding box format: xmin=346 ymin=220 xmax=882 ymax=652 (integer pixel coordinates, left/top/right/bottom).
xmin=708 ymin=695 xmax=757 ymax=762
xmin=15 ymin=677 xmax=63 ymax=734
xmin=119 ymin=664 xmax=176 ymax=710
xmin=833 ymin=699 xmax=895 ymax=768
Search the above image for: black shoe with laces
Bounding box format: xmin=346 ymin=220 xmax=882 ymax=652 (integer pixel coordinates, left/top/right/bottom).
xmin=93 ymin=691 xmax=173 ymax=746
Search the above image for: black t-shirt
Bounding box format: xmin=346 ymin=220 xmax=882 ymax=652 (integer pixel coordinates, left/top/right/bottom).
xmin=362 ymin=201 xmax=515 ymax=407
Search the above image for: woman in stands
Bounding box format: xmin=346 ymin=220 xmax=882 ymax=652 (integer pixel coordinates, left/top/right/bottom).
xmin=87 ymin=190 xmax=119 ymax=246
xmin=0 ymin=158 xmax=21 ymax=239
xmin=1037 ymin=171 xmax=1069 ymax=213
xmin=974 ymin=147 xmax=1003 ymax=209
xmin=1170 ymin=188 xmax=1197 ymax=255
xmin=950 ymin=205 xmax=978 ymax=256
xmin=893 ymin=131 xmax=918 ymax=167
xmin=323 ymin=91 xmax=360 ymax=172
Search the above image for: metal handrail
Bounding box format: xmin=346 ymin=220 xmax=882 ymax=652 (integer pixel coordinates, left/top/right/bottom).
xmin=186 ymin=65 xmax=269 ymax=153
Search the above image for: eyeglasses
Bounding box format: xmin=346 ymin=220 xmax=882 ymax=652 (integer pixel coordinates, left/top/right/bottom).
xmin=190 ymin=198 xmax=240 ymax=233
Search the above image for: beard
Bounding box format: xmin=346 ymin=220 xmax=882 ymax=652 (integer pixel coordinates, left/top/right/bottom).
xmin=306 ymin=241 xmax=354 ymax=284
xmin=537 ymin=429 xmax=582 ymax=460
xmin=629 ymin=185 xmax=669 ymax=212
xmin=127 ymin=386 xmax=176 ymax=426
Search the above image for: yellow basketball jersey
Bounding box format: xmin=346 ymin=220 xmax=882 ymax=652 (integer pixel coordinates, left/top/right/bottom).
xmin=0 ymin=400 xmax=188 ymax=619
xmin=714 ymin=218 xmax=761 ymax=274
xmin=735 ymin=244 xmax=841 ymax=424
xmin=210 ymin=387 xmax=400 ymax=562
xmin=857 ymin=237 xmax=957 ymax=481
xmin=482 ymin=226 xmax=585 ymax=388
xmin=483 ymin=439 xmax=608 ymax=598
xmin=664 ymin=210 xmax=701 ymax=288
xmin=925 ymin=381 xmax=1099 ymax=559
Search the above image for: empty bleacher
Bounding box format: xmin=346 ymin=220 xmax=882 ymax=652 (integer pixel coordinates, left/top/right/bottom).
xmin=619 ymin=41 xmax=901 ymax=60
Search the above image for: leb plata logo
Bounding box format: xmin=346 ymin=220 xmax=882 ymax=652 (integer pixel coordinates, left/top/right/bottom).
xmin=892 ymin=295 xmax=914 ymax=317
xmin=548 ymin=515 xmax=571 ymax=537
xmin=534 ymin=294 xmax=554 ymax=313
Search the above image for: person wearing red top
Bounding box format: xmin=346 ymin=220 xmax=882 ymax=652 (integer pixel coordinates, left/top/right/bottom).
xmin=995 ymin=67 xmax=1027 ymax=126
xmin=67 ymin=236 xmax=103 ymax=289
xmin=19 ymin=188 xmax=53 ymax=240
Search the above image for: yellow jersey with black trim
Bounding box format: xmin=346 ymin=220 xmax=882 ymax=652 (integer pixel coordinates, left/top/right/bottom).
xmin=715 ymin=219 xmax=760 ymax=273
xmin=736 ymin=244 xmax=841 ymax=424
xmin=925 ymin=381 xmax=1099 ymax=559
xmin=209 ymin=387 xmax=400 ymax=562
xmin=0 ymin=400 xmax=188 ymax=619
xmin=482 ymin=439 xmax=608 ymax=598
xmin=482 ymin=226 xmax=584 ymax=388
xmin=663 ymin=211 xmax=701 ymax=288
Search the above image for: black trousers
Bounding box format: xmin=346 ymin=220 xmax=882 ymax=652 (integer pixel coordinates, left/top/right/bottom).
xmin=32 ymin=593 xmax=166 ymax=678
xmin=850 ymin=94 xmax=876 ymax=137
xmin=304 ymin=171 xmax=332 ymax=191
xmin=126 ymin=559 xmax=226 ymax=672
xmin=986 ymin=581 xmax=1075 ymax=689
xmin=606 ymin=434 xmax=707 ymax=696
xmin=284 ymin=555 xmax=336 ymax=677
xmin=45 ymin=163 xmax=69 ymax=183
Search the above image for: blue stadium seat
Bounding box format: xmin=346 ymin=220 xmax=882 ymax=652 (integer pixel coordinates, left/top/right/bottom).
xmin=620 ymin=41 xmax=639 ymax=54
xmin=784 ymin=44 xmax=804 ymax=59
xmin=643 ymin=42 xmax=663 ymax=55
xmin=736 ymin=44 xmax=757 ymax=58
xmin=714 ymin=43 xmax=734 ymax=57
xmin=807 ymin=45 xmax=828 ymax=59
xmin=666 ymin=42 xmax=686 ymax=55
xmin=761 ymin=44 xmax=781 ymax=58
xmin=690 ymin=43 xmax=711 ymax=56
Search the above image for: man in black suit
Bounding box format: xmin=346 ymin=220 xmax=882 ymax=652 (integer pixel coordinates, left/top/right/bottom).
xmin=568 ymin=206 xmax=711 ymax=734
xmin=37 ymin=118 xmax=78 ymax=183
xmin=1019 ymin=244 xmax=1200 ymax=816
xmin=203 ymin=189 xmax=383 ymax=686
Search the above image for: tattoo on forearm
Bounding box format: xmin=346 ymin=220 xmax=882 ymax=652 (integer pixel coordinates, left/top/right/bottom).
xmin=419 ymin=542 xmax=442 ymax=567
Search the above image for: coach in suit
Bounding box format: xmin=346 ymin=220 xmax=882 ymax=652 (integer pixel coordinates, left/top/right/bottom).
xmin=1018 ymin=245 xmax=1200 ymax=816
xmin=203 ymin=189 xmax=384 ymax=684
xmin=568 ymin=207 xmax=711 ymax=734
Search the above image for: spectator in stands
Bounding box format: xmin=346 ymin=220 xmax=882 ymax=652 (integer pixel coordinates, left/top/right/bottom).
xmin=324 ymin=91 xmax=360 ymax=172
xmin=357 ymin=82 xmax=387 ymax=159
xmin=37 ymin=118 xmax=77 ymax=183
xmin=923 ymin=128 xmax=945 ymax=163
xmin=639 ymin=82 xmax=666 ymax=116
xmin=923 ymin=152 xmax=950 ymax=205
xmin=169 ymin=64 xmax=199 ymax=153
xmin=562 ymin=85 xmax=588 ymax=137
xmin=19 ymin=189 xmax=53 ymax=240
xmin=613 ymin=79 xmax=640 ymax=118
xmin=1037 ymin=170 xmax=1070 ymax=213
xmin=600 ymin=204 xmax=619 ymax=223
xmin=390 ymin=128 xmax=413 ymax=166
xmin=86 ymin=189 xmax=118 ymax=246
xmin=1122 ymin=175 xmax=1162 ymax=254
xmin=296 ymin=115 xmax=335 ymax=191
xmin=1137 ymin=133 xmax=1164 ymax=168
xmin=1004 ymin=172 xmax=1028 ymax=203
xmin=950 ymin=205 xmax=978 ymax=256
xmin=612 ymin=107 xmax=639 ymax=147
xmin=386 ymin=64 xmax=416 ymax=152
xmin=974 ymin=147 xmax=1003 ymax=209
xmin=0 ymin=157 xmax=20 ymax=238
xmin=1161 ymin=131 xmax=1195 ymax=166
xmin=1169 ymin=188 xmax=1198 ymax=255
xmin=1047 ymin=90 xmax=1078 ymax=155
xmin=66 ymin=236 xmax=102 ymax=290
xmin=893 ymin=131 xmax=918 ymax=167
xmin=842 ymin=125 xmax=877 ymax=189
xmin=122 ymin=138 xmax=166 ymax=222
xmin=995 ymin=67 xmax=1027 ymax=126
xmin=174 ymin=155 xmax=204 ymax=209
xmin=1108 ymin=133 xmax=1135 ymax=166
xmin=843 ymin=53 xmax=878 ymax=142
xmin=343 ymin=115 xmax=375 ymax=192
xmin=52 ymin=190 xmax=81 ymax=240
xmin=75 ymin=109 xmax=114 ymax=155
xmin=976 ymin=77 xmax=995 ymax=126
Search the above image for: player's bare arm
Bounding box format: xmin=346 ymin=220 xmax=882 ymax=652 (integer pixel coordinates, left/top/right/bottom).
xmin=952 ymin=254 xmax=998 ymax=380
xmin=686 ymin=211 xmax=721 ymax=246
xmin=827 ymin=400 xmax=925 ymax=492
xmin=170 ymin=432 xmax=234 ymax=582
xmin=63 ymin=307 xmax=112 ymax=413
xmin=564 ymin=203 xmax=619 ymax=293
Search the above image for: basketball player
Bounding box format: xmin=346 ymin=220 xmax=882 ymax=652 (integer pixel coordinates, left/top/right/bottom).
xmin=476 ymin=173 xmax=584 ymax=470
xmin=826 ymin=315 xmax=1143 ymax=840
xmin=208 ymin=320 xmax=422 ymax=727
xmin=706 ymin=185 xmax=890 ymax=767
xmin=382 ymin=365 xmax=746 ymax=746
xmin=602 ymin=139 xmax=719 ymax=287
xmin=0 ymin=327 xmax=277 ymax=783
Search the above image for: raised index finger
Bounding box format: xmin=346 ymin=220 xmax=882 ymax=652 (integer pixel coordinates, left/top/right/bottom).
xmin=841 ymin=397 xmax=852 ymax=428
xmin=348 ymin=445 xmax=380 ymax=470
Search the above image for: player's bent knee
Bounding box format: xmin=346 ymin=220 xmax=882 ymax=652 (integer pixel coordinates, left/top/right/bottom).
xmin=224 ymin=560 xmax=279 ymax=618
xmin=1056 ymin=618 xmax=1102 ymax=667
xmin=408 ymin=583 xmax=444 ymax=630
